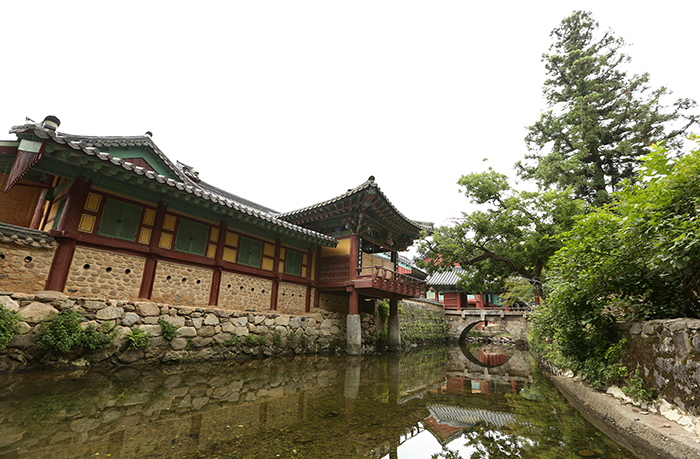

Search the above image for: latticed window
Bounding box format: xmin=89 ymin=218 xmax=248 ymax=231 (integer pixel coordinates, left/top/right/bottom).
xmin=238 ymin=236 xmax=263 ymax=268
xmin=97 ymin=198 xmax=142 ymax=241
xmin=285 ymin=250 xmax=303 ymax=276
xmin=173 ymin=218 xmax=209 ymax=255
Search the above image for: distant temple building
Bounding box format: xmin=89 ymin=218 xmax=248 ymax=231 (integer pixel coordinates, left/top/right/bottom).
xmin=0 ymin=116 xmax=431 ymax=353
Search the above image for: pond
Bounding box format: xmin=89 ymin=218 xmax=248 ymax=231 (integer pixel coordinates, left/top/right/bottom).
xmin=0 ymin=345 xmax=637 ymax=459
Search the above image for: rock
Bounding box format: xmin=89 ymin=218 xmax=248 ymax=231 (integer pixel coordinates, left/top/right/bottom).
xmin=275 ymin=315 xmax=290 ymax=326
xmin=135 ymin=302 xmax=160 ymax=317
xmin=178 ymin=326 xmax=197 ymax=338
xmin=160 ymin=315 xmax=185 ymax=328
xmin=203 ymin=314 xmax=219 ymax=326
xmin=118 ymin=349 xmax=144 ymax=364
xmin=192 ymin=317 xmax=204 ymax=329
xmin=34 ymin=291 xmax=68 ymax=302
xmin=122 ymin=312 xmax=140 ymax=327
xmin=0 ymin=295 xmax=20 ymax=311
xmin=96 ymin=306 xmax=124 ymax=320
xmin=18 ymin=302 xmax=58 ymax=324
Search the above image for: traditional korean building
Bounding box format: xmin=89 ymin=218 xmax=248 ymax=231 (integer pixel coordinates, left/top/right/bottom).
xmin=0 ymin=116 xmax=431 ymax=354
xmin=426 ymin=266 xmax=504 ymax=310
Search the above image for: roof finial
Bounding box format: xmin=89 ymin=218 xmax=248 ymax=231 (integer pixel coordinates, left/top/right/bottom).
xmin=145 ymin=131 xmax=153 ymax=138
xmin=41 ymin=116 xmax=60 ymax=131
xmin=368 ymin=175 xmax=375 ymax=182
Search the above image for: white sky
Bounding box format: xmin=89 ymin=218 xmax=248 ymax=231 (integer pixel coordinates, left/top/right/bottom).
xmin=2 ymin=1 xmax=698 ymax=244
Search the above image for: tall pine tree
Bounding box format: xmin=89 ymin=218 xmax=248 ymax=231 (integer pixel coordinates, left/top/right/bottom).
xmin=518 ymin=11 xmax=698 ymax=206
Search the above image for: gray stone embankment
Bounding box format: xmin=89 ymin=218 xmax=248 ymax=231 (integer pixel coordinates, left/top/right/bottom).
xmin=0 ymin=291 xmax=380 ymax=372
xmin=539 ymin=357 xmax=700 ymax=459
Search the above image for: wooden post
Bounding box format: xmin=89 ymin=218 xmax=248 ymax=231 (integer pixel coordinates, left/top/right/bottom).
xmin=270 ymin=239 xmax=281 ymax=310
xmin=45 ymin=177 xmax=91 ymax=292
xmin=138 ymin=201 xmax=167 ymax=299
xmin=208 ymin=221 xmax=227 ymax=306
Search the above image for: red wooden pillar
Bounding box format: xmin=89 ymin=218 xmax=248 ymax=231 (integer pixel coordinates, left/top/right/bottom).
xmin=138 ymin=201 xmax=167 ymax=299
xmin=349 ymin=288 xmax=359 ymax=315
xmin=208 ymin=221 xmax=227 ymax=306
xmin=45 ymin=177 xmax=91 ymax=292
xmin=313 ymin=245 xmax=322 ymax=309
xmin=305 ymin=247 xmax=313 ymax=312
xmin=270 ymin=239 xmax=282 ymax=310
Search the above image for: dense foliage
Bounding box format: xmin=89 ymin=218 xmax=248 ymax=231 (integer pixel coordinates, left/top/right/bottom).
xmin=518 ymin=11 xmax=699 ymax=206
xmin=0 ymin=303 xmax=21 ymax=348
xmin=531 ymin=137 xmax=700 ymax=383
xmin=417 ymin=169 xmax=583 ymax=299
xmin=37 ymin=309 xmax=113 ymax=354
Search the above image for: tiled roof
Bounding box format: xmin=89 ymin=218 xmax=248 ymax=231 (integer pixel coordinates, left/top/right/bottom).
xmin=9 ymin=122 xmax=336 ymax=246
xmin=426 ymin=267 xmax=466 ymax=287
xmin=278 ymin=179 xmax=433 ymax=233
xmin=0 ymin=222 xmax=56 ymax=248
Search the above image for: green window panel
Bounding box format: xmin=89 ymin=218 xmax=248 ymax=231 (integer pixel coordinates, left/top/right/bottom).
xmin=285 ymin=250 xmax=302 ymax=277
xmin=174 ymin=218 xmax=209 ymax=256
xmin=238 ymin=236 xmax=263 ymax=268
xmin=97 ymin=198 xmax=142 ymax=241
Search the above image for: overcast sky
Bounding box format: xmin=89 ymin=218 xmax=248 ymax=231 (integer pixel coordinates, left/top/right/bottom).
xmin=1 ymin=1 xmax=698 ymax=247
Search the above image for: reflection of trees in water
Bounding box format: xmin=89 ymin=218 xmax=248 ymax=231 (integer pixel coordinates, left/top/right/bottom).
xmin=459 ymin=342 xmax=515 ymax=368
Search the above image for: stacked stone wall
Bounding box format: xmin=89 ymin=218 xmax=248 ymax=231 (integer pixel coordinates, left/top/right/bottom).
xmin=0 ymin=291 xmax=380 ymax=372
xmin=277 ymin=282 xmax=306 ymax=315
xmin=0 ymin=241 xmax=55 ymax=294
xmin=617 ymin=319 xmax=700 ymax=422
xmin=398 ymin=299 xmax=447 ymax=345
xmin=218 ymin=272 xmax=273 ymax=312
xmin=151 ymin=261 xmax=213 ymax=306
xmin=65 ymin=247 xmax=145 ymax=299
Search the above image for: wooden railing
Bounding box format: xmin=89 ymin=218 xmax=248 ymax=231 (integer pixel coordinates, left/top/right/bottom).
xmin=355 ymin=265 xmax=426 ymax=297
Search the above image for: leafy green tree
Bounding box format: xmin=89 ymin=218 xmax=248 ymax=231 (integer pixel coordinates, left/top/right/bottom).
xmin=417 ymin=169 xmax=583 ymax=299
xmin=518 ymin=10 xmax=698 ymax=206
xmin=533 ymin=137 xmax=700 ymax=380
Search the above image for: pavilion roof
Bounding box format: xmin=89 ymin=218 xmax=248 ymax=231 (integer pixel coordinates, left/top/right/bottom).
xmin=278 ymin=177 xmax=433 ymax=252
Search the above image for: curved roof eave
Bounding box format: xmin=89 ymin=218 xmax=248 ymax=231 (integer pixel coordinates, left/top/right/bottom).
xmin=10 ymin=122 xmax=336 ymax=247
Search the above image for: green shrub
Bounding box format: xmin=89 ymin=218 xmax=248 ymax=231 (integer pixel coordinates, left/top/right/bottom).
xmin=125 ymin=327 xmax=150 ymax=350
xmin=222 ymin=335 xmax=239 ymax=346
xmin=158 ymin=317 xmax=180 ymax=342
xmin=623 ymin=370 xmax=653 ymax=401
xmin=245 ymin=334 xmax=258 ymax=346
xmin=37 ymin=309 xmax=114 ymax=354
xmin=272 ymin=331 xmax=282 ymax=345
xmin=37 ymin=309 xmax=85 ymax=353
xmin=0 ymin=303 xmax=21 ymax=348
xmin=77 ymin=323 xmax=114 ymax=350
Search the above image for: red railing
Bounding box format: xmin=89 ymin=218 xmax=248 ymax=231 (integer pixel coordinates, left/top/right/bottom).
xmin=355 ymin=265 xmax=426 ymax=297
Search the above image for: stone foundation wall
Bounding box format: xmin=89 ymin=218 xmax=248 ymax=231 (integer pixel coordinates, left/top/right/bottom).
xmin=0 ymin=239 xmax=55 ymax=294
xmin=151 ymin=261 xmax=213 ymax=306
xmin=218 ymin=272 xmax=273 ymax=312
xmin=617 ymin=319 xmax=700 ymax=419
xmin=0 ymin=291 xmax=380 ymax=373
xmin=277 ymin=282 xmax=306 ymax=315
xmin=65 ymin=247 xmax=145 ymax=299
xmin=398 ymin=299 xmax=447 ymax=345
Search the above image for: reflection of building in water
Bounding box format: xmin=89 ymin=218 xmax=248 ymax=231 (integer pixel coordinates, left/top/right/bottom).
xmin=475 ymin=348 xmax=509 ymax=366
xmin=424 ymin=404 xmax=516 ymax=444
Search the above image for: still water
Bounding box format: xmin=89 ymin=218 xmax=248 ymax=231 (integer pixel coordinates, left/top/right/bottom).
xmin=0 ymin=345 xmax=636 ymax=459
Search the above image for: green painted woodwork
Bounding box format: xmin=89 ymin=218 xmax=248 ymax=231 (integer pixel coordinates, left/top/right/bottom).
xmin=285 ymin=250 xmax=302 ymax=277
xmin=97 ymin=198 xmax=142 ymax=241
xmin=238 ymin=236 xmax=263 ymax=268
xmin=52 ymin=199 xmax=66 ymax=230
xmin=100 ymin=146 xmax=175 ymax=178
xmin=94 ymin=176 xmax=158 ymax=203
xmin=173 ymin=218 xmax=209 ymax=256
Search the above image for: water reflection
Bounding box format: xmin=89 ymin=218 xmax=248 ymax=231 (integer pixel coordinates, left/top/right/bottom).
xmin=0 ymin=346 xmax=636 ymax=459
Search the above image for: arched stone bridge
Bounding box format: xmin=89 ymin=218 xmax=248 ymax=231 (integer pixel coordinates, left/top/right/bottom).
xmin=444 ymin=309 xmax=529 ymax=344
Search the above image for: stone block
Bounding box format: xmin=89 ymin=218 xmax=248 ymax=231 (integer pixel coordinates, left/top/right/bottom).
xmin=140 ymin=324 xmax=162 ymax=337
xmin=0 ymin=295 xmax=19 ymax=311
xmin=170 ymin=338 xmax=188 ymax=350
xmin=178 ymin=326 xmax=197 ymax=338
xmin=199 ymin=326 xmax=216 ymax=337
xmin=204 ymin=314 xmax=220 ymax=326
xmin=135 ymin=302 xmax=160 ymax=317
xmin=191 ymin=336 xmax=212 ymax=348
xmin=235 ymin=327 xmax=249 ymax=336
xmin=96 ymin=306 xmax=124 ymax=320
xmin=18 ymin=301 xmax=58 ymax=324
xmin=192 ymin=317 xmax=204 ymax=329
xmin=161 ymin=315 xmax=186 ymax=328
xmin=221 ymin=322 xmax=235 ymax=333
